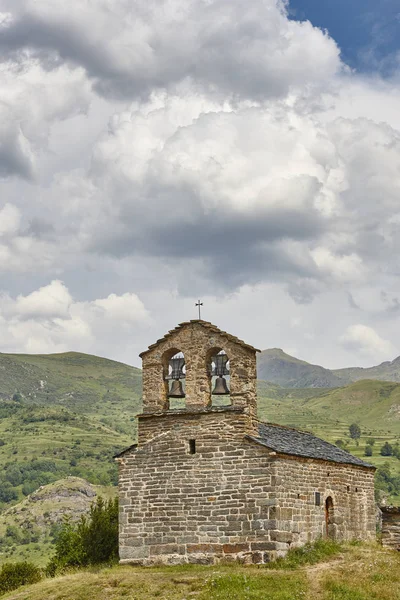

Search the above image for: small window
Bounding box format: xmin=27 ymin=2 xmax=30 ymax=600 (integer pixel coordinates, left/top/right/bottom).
xmin=347 ymin=485 xmax=350 ymax=492
xmin=355 ymin=487 xmax=358 ymax=492
xmin=315 ymin=492 xmax=321 ymax=506
xmin=297 ymin=493 xmax=300 ymax=499
xmin=189 ymin=439 xmax=196 ymax=454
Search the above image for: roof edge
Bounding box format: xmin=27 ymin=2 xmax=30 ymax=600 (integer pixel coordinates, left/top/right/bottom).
xmin=246 ymin=435 xmax=376 ymax=470
xmin=113 ymin=443 xmax=137 ymax=459
xmin=139 ymin=320 xmax=260 ymax=357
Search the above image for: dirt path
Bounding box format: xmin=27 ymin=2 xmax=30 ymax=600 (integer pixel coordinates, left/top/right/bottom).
xmin=304 ymin=555 xmax=347 ymax=599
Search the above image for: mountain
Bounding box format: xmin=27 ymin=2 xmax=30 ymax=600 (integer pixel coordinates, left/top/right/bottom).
xmin=256 ymin=348 xmax=345 ymax=388
xmin=334 ymin=355 xmax=400 ymax=385
xmin=257 ymin=348 xmax=400 ymax=388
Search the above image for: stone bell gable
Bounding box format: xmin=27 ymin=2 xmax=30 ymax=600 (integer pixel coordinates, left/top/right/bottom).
xmin=139 ymin=320 xmax=260 ymax=419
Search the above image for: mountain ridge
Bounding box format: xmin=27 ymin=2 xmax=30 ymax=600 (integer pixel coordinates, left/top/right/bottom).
xmin=257 ymin=348 xmax=400 ymax=388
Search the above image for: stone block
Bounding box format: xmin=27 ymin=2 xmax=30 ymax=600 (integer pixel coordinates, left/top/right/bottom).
xmin=223 ymin=543 xmax=250 ymax=554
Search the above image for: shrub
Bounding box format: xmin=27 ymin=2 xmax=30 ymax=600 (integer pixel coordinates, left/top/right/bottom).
xmin=267 ymin=538 xmax=342 ymax=570
xmin=47 ymin=496 xmax=118 ymax=575
xmin=364 ymin=445 xmax=373 ymax=457
xmin=375 ymin=462 xmax=400 ymax=501
xmin=0 ymin=561 xmax=42 ymax=594
xmin=0 ymin=484 xmax=18 ymax=503
xmin=380 ymin=442 xmax=393 ymax=456
xmin=349 ymin=423 xmax=361 ymax=441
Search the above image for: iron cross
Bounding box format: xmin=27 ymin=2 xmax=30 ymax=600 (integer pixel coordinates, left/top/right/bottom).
xmin=195 ymin=300 xmax=203 ymax=320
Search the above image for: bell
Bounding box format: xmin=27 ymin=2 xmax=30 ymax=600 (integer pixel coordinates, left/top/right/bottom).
xmin=212 ymin=376 xmax=230 ymax=395
xmin=168 ymin=379 xmax=185 ymax=398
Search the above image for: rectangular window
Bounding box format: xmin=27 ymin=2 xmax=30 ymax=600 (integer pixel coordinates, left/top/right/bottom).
xmin=315 ymin=492 xmax=321 ymax=506
xmin=189 ymin=439 xmax=196 ymax=454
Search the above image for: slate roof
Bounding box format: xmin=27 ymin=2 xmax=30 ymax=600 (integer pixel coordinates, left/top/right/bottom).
xmin=113 ymin=443 xmax=137 ymax=459
xmin=248 ymin=422 xmax=374 ymax=468
xmin=139 ymin=320 xmax=261 ymax=357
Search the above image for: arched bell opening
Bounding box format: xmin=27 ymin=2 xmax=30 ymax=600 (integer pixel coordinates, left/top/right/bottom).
xmin=162 ymin=348 xmax=186 ymax=410
xmin=325 ymin=496 xmax=335 ymax=540
xmin=207 ymin=348 xmax=231 ymax=407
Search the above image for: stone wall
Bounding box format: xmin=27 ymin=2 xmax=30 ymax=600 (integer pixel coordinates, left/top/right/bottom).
xmin=381 ymin=507 xmax=400 ymax=551
xmin=140 ymin=321 xmax=257 ymax=420
xmin=118 ymin=409 xmax=277 ymax=565
xmin=117 ymin=409 xmax=376 ymax=565
xmin=272 ymin=455 xmax=376 ymax=553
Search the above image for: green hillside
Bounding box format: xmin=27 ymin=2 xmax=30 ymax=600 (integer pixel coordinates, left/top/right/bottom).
xmin=0 ymin=477 xmax=116 ymax=567
xmin=0 ymin=351 xmax=399 ymax=508
xmin=0 ymin=352 xmax=141 ymax=510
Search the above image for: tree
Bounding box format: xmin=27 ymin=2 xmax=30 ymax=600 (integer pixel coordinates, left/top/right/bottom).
xmin=0 ymin=484 xmax=18 ymax=503
xmin=364 ymin=445 xmax=373 ymax=457
xmin=349 ymin=423 xmax=361 ymax=441
xmin=47 ymin=496 xmax=118 ymax=575
xmin=366 ymin=437 xmax=375 ymax=447
xmin=380 ymin=442 xmax=393 ymax=456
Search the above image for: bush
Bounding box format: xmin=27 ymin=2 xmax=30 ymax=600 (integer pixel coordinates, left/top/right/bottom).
xmin=364 ymin=445 xmax=373 ymax=457
xmin=267 ymin=538 xmax=342 ymax=570
xmin=349 ymin=423 xmax=361 ymax=441
xmin=0 ymin=561 xmax=42 ymax=594
xmin=380 ymin=442 xmax=393 ymax=456
xmin=47 ymin=496 xmax=118 ymax=575
xmin=375 ymin=462 xmax=400 ymax=501
xmin=0 ymin=484 xmax=18 ymax=503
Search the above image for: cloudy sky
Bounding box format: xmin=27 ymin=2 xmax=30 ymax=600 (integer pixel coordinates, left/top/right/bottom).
xmin=1 ymin=0 xmax=400 ymax=369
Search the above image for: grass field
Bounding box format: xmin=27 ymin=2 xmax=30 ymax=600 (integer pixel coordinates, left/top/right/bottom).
xmin=1 ymin=542 xmax=399 ymax=600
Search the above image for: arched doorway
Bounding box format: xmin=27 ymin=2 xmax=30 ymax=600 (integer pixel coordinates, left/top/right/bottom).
xmin=325 ymin=496 xmax=335 ymax=539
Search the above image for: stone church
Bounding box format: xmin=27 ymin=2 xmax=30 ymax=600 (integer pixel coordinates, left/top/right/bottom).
xmin=116 ymin=320 xmax=376 ymax=565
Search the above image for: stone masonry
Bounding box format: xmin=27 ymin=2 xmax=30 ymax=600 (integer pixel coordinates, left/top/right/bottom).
xmin=380 ymin=507 xmax=400 ymax=551
xmin=116 ymin=320 xmax=376 ymax=565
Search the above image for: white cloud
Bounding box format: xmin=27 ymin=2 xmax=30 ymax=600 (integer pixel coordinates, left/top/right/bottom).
xmin=339 ymin=324 xmax=396 ymax=359
xmin=0 ymin=0 xmax=341 ymax=101
xmin=0 ymin=58 xmax=91 ymax=179
xmin=0 ymin=0 xmax=400 ymax=369
xmin=310 ymin=248 xmax=366 ymax=284
xmin=37 ymin=89 xmax=400 ymax=301
xmin=14 ymin=280 xmax=72 ymax=320
xmin=0 ymin=281 xmax=151 ymax=357
xmin=0 ymin=203 xmax=20 ymax=235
